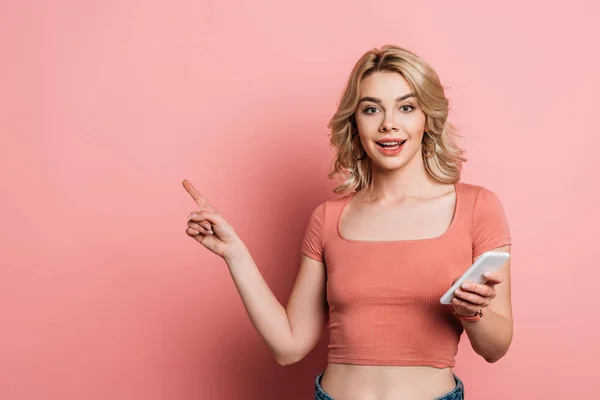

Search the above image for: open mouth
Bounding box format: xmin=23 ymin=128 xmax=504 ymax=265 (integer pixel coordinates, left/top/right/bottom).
xmin=376 ymin=139 xmax=407 ymax=150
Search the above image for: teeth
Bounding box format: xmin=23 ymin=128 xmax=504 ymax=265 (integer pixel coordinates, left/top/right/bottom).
xmin=380 ymin=142 xmax=400 ymax=146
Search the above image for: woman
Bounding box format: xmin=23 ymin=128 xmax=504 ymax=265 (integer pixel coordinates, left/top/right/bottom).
xmin=183 ymin=45 xmax=513 ymax=400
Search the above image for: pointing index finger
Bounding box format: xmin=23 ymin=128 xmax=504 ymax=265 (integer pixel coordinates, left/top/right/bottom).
xmin=182 ymin=179 xmax=212 ymax=210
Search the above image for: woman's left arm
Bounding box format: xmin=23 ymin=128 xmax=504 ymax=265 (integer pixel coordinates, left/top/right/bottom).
xmin=451 ymin=244 xmax=513 ymax=363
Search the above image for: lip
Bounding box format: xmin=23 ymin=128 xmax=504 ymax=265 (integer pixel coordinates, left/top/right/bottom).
xmin=375 ymin=139 xmax=406 ymax=156
xmin=376 ymin=138 xmax=407 ymax=143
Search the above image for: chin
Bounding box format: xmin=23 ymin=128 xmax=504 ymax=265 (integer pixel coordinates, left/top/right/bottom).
xmin=373 ymin=158 xmax=411 ymax=171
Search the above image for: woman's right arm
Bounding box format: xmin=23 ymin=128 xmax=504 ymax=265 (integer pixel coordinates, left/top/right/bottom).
xmin=224 ymin=246 xmax=328 ymax=366
xmin=182 ymin=180 xmax=328 ymax=366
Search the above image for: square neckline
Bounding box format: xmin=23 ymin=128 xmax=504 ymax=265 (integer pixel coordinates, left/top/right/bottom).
xmin=335 ymin=182 xmax=462 ymax=244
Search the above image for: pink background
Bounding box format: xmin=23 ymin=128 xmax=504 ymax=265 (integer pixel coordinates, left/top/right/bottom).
xmin=1 ymin=1 xmax=598 ymax=399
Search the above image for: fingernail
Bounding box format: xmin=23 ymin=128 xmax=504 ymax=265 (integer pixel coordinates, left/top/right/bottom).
xmin=484 ymin=272 xmax=492 ymax=278
xmin=188 ymin=213 xmax=197 ymax=218
xmin=207 ymin=230 xmax=213 ymax=234
xmin=462 ymin=283 xmax=471 ymax=289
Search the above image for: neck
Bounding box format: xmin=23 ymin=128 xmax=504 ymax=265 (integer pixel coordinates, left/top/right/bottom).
xmin=365 ymin=154 xmax=441 ymax=201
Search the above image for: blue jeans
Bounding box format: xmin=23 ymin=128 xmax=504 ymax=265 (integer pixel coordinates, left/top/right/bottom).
xmin=314 ymin=372 xmax=464 ymax=400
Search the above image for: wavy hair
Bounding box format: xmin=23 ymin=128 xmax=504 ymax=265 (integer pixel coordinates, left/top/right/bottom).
xmin=328 ymin=45 xmax=466 ymax=195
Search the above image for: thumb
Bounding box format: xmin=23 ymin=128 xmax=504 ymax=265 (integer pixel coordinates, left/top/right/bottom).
xmin=188 ymin=210 xmax=223 ymax=226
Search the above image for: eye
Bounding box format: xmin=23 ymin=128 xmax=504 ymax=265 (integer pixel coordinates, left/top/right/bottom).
xmin=400 ymin=104 xmax=415 ymax=112
xmin=363 ymin=106 xmax=380 ymax=114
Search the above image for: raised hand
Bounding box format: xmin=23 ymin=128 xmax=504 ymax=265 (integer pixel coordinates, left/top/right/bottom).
xmin=182 ymin=179 xmax=244 ymax=260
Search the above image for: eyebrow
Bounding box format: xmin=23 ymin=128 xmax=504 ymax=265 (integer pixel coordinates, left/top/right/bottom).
xmin=358 ymin=93 xmax=415 ymax=104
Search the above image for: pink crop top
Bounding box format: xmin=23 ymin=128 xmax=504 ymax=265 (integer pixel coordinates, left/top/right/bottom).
xmin=301 ymin=182 xmax=511 ymax=368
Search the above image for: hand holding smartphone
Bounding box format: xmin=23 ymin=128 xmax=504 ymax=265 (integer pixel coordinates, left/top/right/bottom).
xmin=440 ymin=251 xmax=510 ymax=304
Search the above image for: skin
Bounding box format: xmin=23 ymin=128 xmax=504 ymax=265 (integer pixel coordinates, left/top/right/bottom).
xmin=183 ymin=71 xmax=513 ymax=400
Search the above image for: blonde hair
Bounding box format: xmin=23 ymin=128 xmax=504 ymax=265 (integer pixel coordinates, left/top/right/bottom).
xmin=327 ymin=45 xmax=466 ymax=195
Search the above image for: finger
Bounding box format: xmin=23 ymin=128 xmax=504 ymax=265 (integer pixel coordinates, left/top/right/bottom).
xmin=188 ymin=210 xmax=221 ymax=226
xmin=452 ymin=298 xmax=482 ymax=315
xmin=187 ymin=217 xmax=212 ymax=232
xmin=460 ymin=282 xmax=496 ymax=299
xmin=454 ymin=288 xmax=487 ymax=305
xmin=483 ymin=271 xmax=503 ymax=285
xmin=186 ymin=227 xmax=200 ymax=236
xmin=182 ymin=179 xmax=214 ymax=211
xmin=188 ymin=221 xmax=213 ymax=235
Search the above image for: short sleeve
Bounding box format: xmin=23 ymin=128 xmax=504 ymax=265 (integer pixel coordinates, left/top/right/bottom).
xmin=472 ymin=187 xmax=511 ymax=257
xmin=301 ymin=202 xmax=326 ymax=262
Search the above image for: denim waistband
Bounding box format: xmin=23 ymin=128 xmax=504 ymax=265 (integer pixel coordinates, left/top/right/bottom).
xmin=314 ymin=372 xmax=464 ymax=400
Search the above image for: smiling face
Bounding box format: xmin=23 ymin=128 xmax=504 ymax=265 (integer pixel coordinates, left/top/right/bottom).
xmin=354 ymin=71 xmax=427 ymax=172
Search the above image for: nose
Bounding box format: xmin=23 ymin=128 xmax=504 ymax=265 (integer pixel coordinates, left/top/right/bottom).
xmin=379 ymin=112 xmax=398 ymax=132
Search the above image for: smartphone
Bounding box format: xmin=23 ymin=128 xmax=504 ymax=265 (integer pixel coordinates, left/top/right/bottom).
xmin=439 ymin=251 xmax=510 ymax=304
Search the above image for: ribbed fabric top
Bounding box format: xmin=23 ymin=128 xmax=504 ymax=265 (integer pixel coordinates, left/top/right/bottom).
xmin=301 ymin=182 xmax=511 ymax=368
